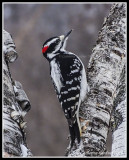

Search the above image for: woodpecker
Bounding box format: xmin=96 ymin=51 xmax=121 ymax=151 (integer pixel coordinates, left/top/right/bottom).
xmin=42 ymin=30 xmax=88 ymax=147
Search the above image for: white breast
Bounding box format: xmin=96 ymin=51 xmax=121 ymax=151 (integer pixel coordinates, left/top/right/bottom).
xmin=50 ymin=59 xmax=63 ymax=94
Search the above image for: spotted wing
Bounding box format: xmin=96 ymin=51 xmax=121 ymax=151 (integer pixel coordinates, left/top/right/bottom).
xmin=57 ymin=55 xmax=83 ymax=124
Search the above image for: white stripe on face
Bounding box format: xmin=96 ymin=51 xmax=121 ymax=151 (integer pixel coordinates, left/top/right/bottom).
xmin=45 ymin=38 xmax=59 ymax=47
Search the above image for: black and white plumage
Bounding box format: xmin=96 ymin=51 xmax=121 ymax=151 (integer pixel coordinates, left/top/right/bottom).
xmin=42 ymin=30 xmax=88 ymax=147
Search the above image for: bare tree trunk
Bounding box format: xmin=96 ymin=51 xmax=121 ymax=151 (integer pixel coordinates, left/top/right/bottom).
xmin=3 ymin=30 xmax=33 ymax=157
xmin=66 ymin=3 xmax=126 ymax=157
xmin=111 ymin=65 xmax=126 ymax=157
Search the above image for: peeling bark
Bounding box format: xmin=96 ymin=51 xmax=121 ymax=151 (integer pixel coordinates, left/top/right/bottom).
xmin=66 ymin=3 xmax=126 ymax=157
xmin=3 ymin=30 xmax=32 ymax=157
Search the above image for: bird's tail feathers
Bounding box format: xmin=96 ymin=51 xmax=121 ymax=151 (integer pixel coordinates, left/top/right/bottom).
xmin=68 ymin=120 xmax=80 ymax=147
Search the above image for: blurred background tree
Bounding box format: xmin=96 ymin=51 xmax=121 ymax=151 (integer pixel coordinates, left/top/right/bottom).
xmin=4 ymin=3 xmax=112 ymax=156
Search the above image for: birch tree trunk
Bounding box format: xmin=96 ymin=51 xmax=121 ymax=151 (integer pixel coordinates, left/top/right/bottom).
xmin=111 ymin=65 xmax=126 ymax=157
xmin=66 ymin=3 xmax=126 ymax=157
xmin=3 ymin=30 xmax=33 ymax=157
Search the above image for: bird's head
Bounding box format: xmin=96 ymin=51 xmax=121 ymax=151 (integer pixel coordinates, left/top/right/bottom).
xmin=42 ymin=29 xmax=73 ymax=61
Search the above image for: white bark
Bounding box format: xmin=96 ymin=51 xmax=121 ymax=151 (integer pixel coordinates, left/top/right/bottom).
xmin=66 ymin=3 xmax=126 ymax=157
xmin=111 ymin=66 xmax=126 ymax=157
xmin=3 ymin=30 xmax=32 ymax=157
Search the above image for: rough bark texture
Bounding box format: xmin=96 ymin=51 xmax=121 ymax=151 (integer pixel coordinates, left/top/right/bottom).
xmin=66 ymin=3 xmax=126 ymax=157
xmin=3 ymin=30 xmax=32 ymax=157
xmin=111 ymin=65 xmax=126 ymax=157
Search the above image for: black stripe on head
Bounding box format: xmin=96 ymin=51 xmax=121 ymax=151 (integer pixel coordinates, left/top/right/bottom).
xmin=43 ymin=37 xmax=61 ymax=55
xmin=43 ymin=37 xmax=57 ymax=46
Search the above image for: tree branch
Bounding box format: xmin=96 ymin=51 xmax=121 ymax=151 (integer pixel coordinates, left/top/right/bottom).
xmin=111 ymin=65 xmax=126 ymax=157
xmin=66 ymin=3 xmax=126 ymax=157
xmin=3 ymin=30 xmax=33 ymax=157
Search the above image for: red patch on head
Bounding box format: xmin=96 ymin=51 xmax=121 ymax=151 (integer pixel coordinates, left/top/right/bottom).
xmin=42 ymin=46 xmax=49 ymax=54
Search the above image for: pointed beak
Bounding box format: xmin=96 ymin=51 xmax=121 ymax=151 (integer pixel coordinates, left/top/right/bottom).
xmin=59 ymin=29 xmax=73 ymax=41
xmin=64 ymin=29 xmax=73 ymax=39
